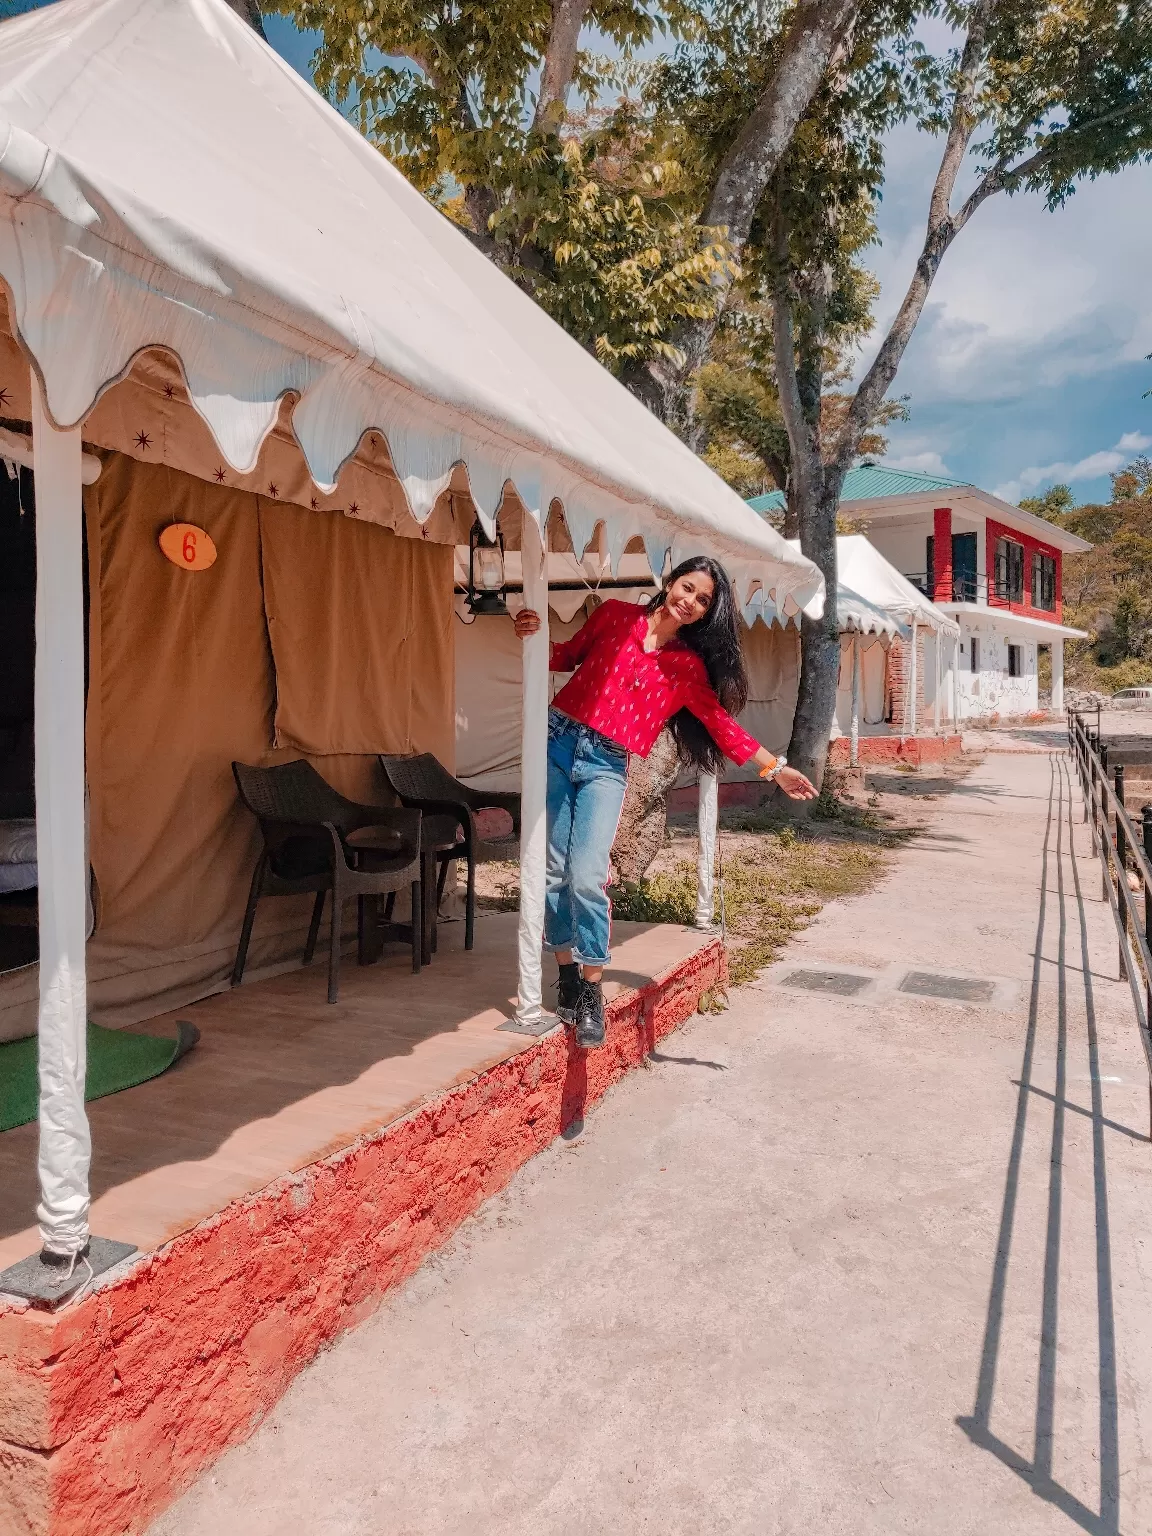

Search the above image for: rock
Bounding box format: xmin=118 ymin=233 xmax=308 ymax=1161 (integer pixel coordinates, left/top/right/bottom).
xmin=1065 ymin=688 xmax=1110 ymax=712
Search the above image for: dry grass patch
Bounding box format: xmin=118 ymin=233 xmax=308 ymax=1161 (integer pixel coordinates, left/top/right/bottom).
xmin=616 ymin=807 xmax=904 ymax=988
xmin=473 ymin=786 xmax=920 ymax=993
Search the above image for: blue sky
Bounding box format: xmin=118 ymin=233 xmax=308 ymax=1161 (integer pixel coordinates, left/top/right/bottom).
xmin=12 ymin=4 xmax=1152 ymax=508
xmin=859 ymin=105 xmax=1152 ymax=505
xmin=265 ymin=15 xmax=1152 ymax=509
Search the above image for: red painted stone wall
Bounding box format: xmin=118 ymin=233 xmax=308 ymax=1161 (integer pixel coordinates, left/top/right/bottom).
xmin=0 ymin=943 xmax=724 ymax=1536
xmin=827 ymin=734 xmax=963 ymax=768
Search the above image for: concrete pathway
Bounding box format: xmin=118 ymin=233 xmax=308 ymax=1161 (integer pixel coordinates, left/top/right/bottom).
xmin=153 ymin=751 xmax=1152 ymax=1536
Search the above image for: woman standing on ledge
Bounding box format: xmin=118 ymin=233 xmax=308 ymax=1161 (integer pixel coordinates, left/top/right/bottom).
xmin=514 ymin=555 xmax=817 ymax=1048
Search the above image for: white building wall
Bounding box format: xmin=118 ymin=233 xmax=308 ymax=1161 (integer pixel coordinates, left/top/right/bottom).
xmin=853 ymin=515 xmax=988 ymax=591
xmin=857 ymin=524 xmax=931 ymax=584
xmin=922 ymin=629 xmax=938 ymax=718
xmin=954 ymin=623 xmax=1039 ymax=719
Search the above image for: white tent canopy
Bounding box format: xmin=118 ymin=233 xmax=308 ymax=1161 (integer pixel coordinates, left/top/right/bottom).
xmin=0 ymin=0 xmax=823 ymax=609
xmin=0 ymin=0 xmax=823 ymax=1262
xmin=742 ymin=536 xmax=959 ymax=639
xmin=835 ymin=536 xmax=960 ymax=636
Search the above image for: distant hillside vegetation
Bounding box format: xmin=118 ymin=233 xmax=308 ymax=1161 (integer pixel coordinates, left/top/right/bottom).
xmin=1022 ymin=458 xmax=1152 ymax=694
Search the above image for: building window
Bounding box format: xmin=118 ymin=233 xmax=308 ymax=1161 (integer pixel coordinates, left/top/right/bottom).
xmin=970 ymin=637 xmax=979 ymax=672
xmin=1031 ymin=552 xmax=1057 ymax=611
xmin=1008 ymin=643 xmax=1022 ymax=678
xmin=952 ymin=531 xmax=978 ymax=602
xmin=994 ymin=537 xmax=1025 ymax=602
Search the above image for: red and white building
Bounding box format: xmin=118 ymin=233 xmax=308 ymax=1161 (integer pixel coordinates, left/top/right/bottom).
xmin=752 ymin=464 xmax=1091 ymax=719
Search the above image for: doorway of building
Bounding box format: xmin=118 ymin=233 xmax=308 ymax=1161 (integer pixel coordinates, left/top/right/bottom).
xmin=1037 ymin=643 xmax=1052 ymax=710
xmin=952 ymin=532 xmax=978 ymax=602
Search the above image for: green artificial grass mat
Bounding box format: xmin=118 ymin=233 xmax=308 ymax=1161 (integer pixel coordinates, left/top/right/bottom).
xmin=0 ymin=1019 xmax=198 ymax=1132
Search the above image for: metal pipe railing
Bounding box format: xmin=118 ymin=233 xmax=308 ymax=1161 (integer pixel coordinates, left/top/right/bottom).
xmin=1067 ymin=706 xmax=1152 ymax=1132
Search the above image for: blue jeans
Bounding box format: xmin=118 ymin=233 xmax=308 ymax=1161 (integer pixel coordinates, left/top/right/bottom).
xmin=544 ymin=709 xmax=629 ymax=967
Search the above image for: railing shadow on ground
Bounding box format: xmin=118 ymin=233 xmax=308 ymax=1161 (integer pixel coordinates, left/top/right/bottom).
xmin=865 ymin=772 xmax=1010 ymax=801
xmin=956 ymin=755 xmax=1123 ymax=1536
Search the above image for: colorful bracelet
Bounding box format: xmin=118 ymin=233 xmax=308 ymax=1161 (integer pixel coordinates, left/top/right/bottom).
xmin=759 ymin=755 xmax=787 ymax=782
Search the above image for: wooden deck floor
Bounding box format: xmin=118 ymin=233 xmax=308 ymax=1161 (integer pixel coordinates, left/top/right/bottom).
xmin=0 ymin=915 xmax=710 ymax=1269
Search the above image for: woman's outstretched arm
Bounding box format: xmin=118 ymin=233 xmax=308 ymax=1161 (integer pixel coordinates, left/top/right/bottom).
xmin=680 ymin=673 xmax=817 ymax=800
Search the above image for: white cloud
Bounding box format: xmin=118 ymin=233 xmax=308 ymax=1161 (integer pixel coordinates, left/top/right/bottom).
xmin=992 ymin=433 xmax=1152 ymax=503
xmin=881 ymin=450 xmax=954 ymax=477
xmin=854 ymin=124 xmax=1152 ymax=406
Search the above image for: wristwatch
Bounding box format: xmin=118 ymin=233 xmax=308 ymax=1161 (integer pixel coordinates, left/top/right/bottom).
xmin=759 ymin=755 xmax=787 ymax=782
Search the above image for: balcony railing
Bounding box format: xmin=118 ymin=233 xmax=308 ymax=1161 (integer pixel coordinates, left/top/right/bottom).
xmin=903 ymin=572 xmax=1060 ymax=612
xmin=903 ymin=572 xmax=990 ymax=603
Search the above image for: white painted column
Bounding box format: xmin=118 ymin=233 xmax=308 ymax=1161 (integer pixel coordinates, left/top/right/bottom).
xmin=951 ymin=634 xmax=960 ymax=726
xmin=515 ymin=510 xmax=550 ymax=1027
xmin=694 ymin=771 xmax=718 ymax=929
xmin=907 ymin=622 xmax=918 ymax=738
xmin=32 ymin=375 xmax=92 ymax=1258
xmin=1051 ymin=640 xmax=1064 ymax=714
xmin=849 ymin=635 xmax=861 ymax=768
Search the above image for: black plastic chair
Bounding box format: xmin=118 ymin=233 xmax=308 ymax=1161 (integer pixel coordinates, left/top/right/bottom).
xmin=379 ymin=754 xmax=520 ymax=950
xmin=231 ymin=759 xmax=423 ymax=1003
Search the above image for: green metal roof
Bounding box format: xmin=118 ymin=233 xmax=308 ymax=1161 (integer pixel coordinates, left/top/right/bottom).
xmin=745 ymin=490 xmax=787 ymax=514
xmin=747 ymin=462 xmax=973 ymax=516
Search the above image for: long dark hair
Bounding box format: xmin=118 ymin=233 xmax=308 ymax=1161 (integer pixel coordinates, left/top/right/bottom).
xmin=646 ymin=556 xmax=749 ymax=775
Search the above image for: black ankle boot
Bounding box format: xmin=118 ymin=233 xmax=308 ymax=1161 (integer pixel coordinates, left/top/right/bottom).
xmin=574 ymin=979 xmax=605 ymax=1048
xmin=556 ymin=962 xmax=581 ymax=1024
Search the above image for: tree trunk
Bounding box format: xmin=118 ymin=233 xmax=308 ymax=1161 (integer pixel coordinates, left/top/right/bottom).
xmin=634 ymin=0 xmax=863 ymax=430
xmin=785 ymin=476 xmax=840 ymax=791
xmin=534 ymin=0 xmax=593 ymax=128
xmin=610 ymin=730 xmax=682 ymax=881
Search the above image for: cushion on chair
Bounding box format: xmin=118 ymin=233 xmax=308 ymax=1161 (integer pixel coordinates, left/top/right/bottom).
xmin=473 ymin=807 xmax=515 ymax=842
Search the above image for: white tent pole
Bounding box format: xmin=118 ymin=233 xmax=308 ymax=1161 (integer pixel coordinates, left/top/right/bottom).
xmin=31 ymin=373 xmax=92 ymax=1258
xmin=908 ymin=622 xmax=918 ymax=739
xmin=933 ymin=630 xmax=941 ymax=735
xmin=515 ymin=510 xmax=550 ymax=1027
xmin=694 ymin=771 xmax=718 ymax=929
xmin=951 ymin=634 xmax=960 ymax=726
xmin=850 ymin=635 xmax=861 ymax=769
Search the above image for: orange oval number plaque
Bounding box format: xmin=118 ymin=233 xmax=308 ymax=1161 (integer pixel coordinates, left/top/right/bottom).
xmin=159 ymin=523 xmax=217 ymax=572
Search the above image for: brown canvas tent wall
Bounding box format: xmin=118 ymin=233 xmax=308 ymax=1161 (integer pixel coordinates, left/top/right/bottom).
xmin=0 ymin=452 xmax=454 ymax=1042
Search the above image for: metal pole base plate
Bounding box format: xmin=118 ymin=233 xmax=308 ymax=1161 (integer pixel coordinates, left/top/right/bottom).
xmin=0 ymin=1237 xmax=137 ymax=1307
xmin=498 ymin=1012 xmax=560 ymax=1037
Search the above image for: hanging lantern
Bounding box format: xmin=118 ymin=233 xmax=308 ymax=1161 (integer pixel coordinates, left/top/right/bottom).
xmin=467 ymin=518 xmax=508 ymax=616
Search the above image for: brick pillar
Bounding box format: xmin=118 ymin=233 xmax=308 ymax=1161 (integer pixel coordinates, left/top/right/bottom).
xmin=886 ymin=637 xmax=905 ymax=727
xmin=886 ymin=631 xmax=929 ymax=737
xmin=933 ymin=507 xmax=952 ymax=602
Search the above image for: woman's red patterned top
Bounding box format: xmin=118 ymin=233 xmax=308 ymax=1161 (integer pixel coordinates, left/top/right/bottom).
xmin=549 ymin=599 xmax=763 ymax=764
